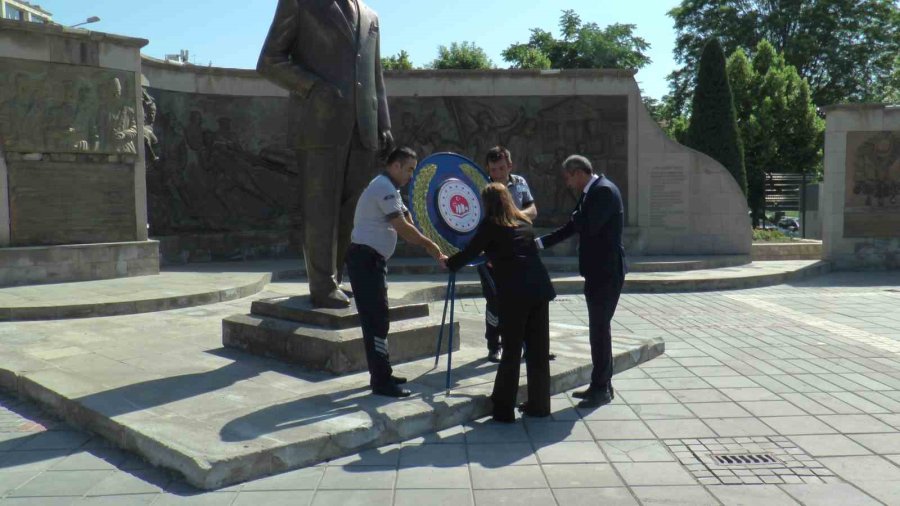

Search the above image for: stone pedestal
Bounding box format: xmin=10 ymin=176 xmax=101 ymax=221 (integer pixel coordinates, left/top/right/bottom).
xmin=222 ymin=295 xmax=459 ymax=374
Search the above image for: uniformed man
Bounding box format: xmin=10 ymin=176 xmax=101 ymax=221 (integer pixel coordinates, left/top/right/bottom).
xmin=345 ymin=147 xmax=447 ymax=397
xmin=478 ymin=146 xmax=539 ymax=362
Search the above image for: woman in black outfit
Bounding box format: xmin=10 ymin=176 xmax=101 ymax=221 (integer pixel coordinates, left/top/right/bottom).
xmin=446 ymin=183 xmax=556 ymax=422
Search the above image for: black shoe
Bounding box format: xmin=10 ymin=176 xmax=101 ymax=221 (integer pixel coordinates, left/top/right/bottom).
xmin=576 ymin=390 xmax=613 ymax=409
xmin=609 ymin=383 xmax=615 ymax=400
xmin=548 ymin=353 xmax=557 ymax=361
xmin=572 ymin=388 xmax=593 ymax=399
xmin=372 ymin=383 xmax=411 ymax=398
xmin=486 ymin=350 xmax=501 ymax=363
xmin=390 ymin=375 xmax=407 ymax=385
xmin=517 ymin=403 xmax=550 ymax=418
xmin=492 ymin=412 xmax=516 ymax=423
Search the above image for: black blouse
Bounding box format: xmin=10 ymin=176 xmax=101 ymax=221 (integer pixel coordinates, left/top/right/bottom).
xmin=447 ymin=220 xmax=556 ymax=304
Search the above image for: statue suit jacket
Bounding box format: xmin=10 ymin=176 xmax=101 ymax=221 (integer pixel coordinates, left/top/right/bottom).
xmin=540 ymin=175 xmax=626 ymax=283
xmin=257 ymin=0 xmax=390 ymax=150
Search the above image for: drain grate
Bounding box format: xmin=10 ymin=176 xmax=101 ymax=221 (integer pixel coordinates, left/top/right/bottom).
xmin=664 ymin=437 xmax=841 ymax=486
xmin=710 ymin=453 xmax=780 ymax=466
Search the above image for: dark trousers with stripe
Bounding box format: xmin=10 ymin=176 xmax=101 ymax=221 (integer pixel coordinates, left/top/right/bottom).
xmin=345 ymin=243 xmax=393 ymax=387
xmin=476 ymin=263 xmax=501 ymax=353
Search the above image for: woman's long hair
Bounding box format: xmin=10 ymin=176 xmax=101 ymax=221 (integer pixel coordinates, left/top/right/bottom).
xmin=481 ymin=182 xmax=531 ymax=227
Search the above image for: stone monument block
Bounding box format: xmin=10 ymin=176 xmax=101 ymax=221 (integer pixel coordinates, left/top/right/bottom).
xmin=222 ymin=296 xmax=459 ymax=374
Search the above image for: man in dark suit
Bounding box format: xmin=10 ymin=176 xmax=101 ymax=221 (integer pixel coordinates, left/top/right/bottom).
xmin=258 ymin=0 xmax=393 ymax=308
xmin=538 ymin=155 xmax=626 ymax=409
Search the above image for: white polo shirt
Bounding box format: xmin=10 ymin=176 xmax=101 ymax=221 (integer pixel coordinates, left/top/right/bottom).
xmin=350 ymin=173 xmax=408 ymax=259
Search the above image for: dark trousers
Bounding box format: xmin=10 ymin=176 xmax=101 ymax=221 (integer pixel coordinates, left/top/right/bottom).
xmin=476 ymin=263 xmax=501 ymax=352
xmin=491 ymin=299 xmax=551 ymax=419
xmin=345 ymin=243 xmax=393 ymax=387
xmin=297 ymin=128 xmax=376 ymax=299
xmin=584 ymin=275 xmax=624 ymax=390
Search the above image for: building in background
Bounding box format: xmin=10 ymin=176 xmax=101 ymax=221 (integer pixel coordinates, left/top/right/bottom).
xmin=1 ymin=0 xmax=51 ymax=23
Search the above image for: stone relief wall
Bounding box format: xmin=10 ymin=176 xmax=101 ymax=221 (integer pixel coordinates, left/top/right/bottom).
xmin=0 ymin=60 xmax=137 ymax=154
xmin=391 ymin=96 xmax=628 ymax=226
xmin=843 ymin=131 xmax=900 ymax=238
xmin=147 ymin=92 xmax=627 ymax=235
xmin=146 ymin=88 xmax=299 ymax=236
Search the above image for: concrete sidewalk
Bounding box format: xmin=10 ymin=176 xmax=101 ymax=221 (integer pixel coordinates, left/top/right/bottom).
xmin=0 ymin=271 xmax=899 ymax=504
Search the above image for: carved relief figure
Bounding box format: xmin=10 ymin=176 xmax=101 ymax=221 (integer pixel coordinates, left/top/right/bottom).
xmin=852 ymin=131 xmax=900 ymax=207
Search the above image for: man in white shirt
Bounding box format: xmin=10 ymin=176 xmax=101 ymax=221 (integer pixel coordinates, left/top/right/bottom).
xmin=345 ymin=147 xmax=447 ymax=397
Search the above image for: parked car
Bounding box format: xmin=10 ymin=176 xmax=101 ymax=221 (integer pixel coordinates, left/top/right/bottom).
xmin=778 ymin=217 xmax=800 ymax=232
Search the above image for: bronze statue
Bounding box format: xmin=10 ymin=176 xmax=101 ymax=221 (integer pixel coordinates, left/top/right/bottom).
xmin=258 ymin=0 xmax=393 ymax=308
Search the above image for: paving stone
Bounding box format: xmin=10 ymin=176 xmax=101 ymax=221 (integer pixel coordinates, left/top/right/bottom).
xmin=684 ymin=402 xmax=752 ymax=418
xmin=396 ymin=466 xmax=470 ymax=489
xmin=240 ymin=466 xmax=325 ymax=491
xmin=8 ymin=469 xmax=114 ymax=497
xmin=310 ymin=490 xmax=393 ymax=506
xmin=599 ymin=440 xmax=675 ymax=463
xmin=317 ymin=466 xmax=396 ymax=490
xmin=612 ymin=462 xmax=697 ymax=486
xmin=704 ymin=417 xmax=779 ymax=437
xmin=631 ymin=403 xmax=695 ymax=420
xmin=469 ymin=464 xmax=548 ymax=489
xmin=231 ymin=491 xmax=315 ymax=506
xmin=631 ymin=485 xmax=719 ymax=505
xmin=780 ymin=483 xmax=882 ymax=505
xmin=465 ymin=442 xmax=537 ymax=466
xmin=394 ymin=489 xmax=473 ymax=506
xmin=541 ymin=463 xmax=622 ymax=488
xmin=585 ymin=420 xmax=655 ymax=440
xmin=473 ymin=489 xmax=555 ymax=505
xmin=818 ymin=414 xmax=896 ymax=433
xmin=399 ymin=444 xmax=467 ymax=467
xmin=552 ymin=488 xmax=638 ymax=506
xmin=534 ymin=441 xmax=606 ymax=464
xmin=760 ymin=415 xmax=839 ymax=435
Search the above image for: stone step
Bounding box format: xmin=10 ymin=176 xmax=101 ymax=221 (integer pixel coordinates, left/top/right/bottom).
xmin=223 ymin=313 xmax=460 ymax=375
xmin=752 ymin=240 xmax=822 ymax=261
xmin=250 ymin=296 xmax=429 ymax=329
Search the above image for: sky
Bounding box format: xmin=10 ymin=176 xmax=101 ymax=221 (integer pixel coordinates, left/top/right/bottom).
xmin=36 ymin=0 xmax=682 ymax=100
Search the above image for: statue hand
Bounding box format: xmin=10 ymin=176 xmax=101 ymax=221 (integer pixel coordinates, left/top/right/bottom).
xmin=379 ymin=129 xmax=394 ymax=154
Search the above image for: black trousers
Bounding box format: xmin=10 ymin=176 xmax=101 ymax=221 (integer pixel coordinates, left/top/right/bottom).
xmin=584 ymin=275 xmax=624 ymax=390
xmin=476 ymin=263 xmax=501 ymax=352
xmin=491 ymin=299 xmax=551 ymax=419
xmin=345 ymin=243 xmax=393 ymax=387
xmin=297 ymin=128 xmax=376 ymax=300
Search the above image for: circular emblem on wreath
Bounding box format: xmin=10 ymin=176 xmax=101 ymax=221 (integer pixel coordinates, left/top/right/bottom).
xmin=407 ymin=152 xmax=490 ymax=257
xmin=437 ymin=179 xmax=481 ymax=233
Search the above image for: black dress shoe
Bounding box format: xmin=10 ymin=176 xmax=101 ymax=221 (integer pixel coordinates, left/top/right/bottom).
xmin=576 ymin=390 xmax=613 ymax=409
xmin=572 ymin=388 xmax=593 ymax=399
xmin=390 ymin=375 xmax=407 ymax=385
xmin=486 ymin=350 xmax=501 ymax=363
xmin=372 ymin=383 xmax=411 ymax=398
xmin=492 ymin=412 xmax=516 ymax=423
xmin=548 ymin=353 xmax=557 ymax=361
xmin=517 ymin=403 xmax=550 ymax=418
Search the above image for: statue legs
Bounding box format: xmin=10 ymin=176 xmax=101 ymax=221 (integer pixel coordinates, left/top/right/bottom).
xmin=297 ymin=129 xmax=376 ymax=308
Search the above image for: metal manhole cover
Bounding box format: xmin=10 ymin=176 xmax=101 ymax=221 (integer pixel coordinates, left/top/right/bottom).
xmin=664 ymin=437 xmax=841 ymax=486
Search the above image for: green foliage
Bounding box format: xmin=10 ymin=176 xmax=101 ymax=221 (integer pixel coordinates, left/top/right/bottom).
xmin=752 ymin=228 xmax=793 ymax=242
xmin=685 ymin=38 xmax=747 ymax=195
xmin=429 ymin=42 xmax=493 ymax=70
xmin=502 ymin=10 xmax=651 ymax=70
xmin=667 ymin=0 xmax=900 ymax=112
xmin=381 ymin=50 xmax=414 ymax=71
xmin=726 ymin=41 xmax=825 ymax=226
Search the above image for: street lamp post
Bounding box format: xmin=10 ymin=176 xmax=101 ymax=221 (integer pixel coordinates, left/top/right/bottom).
xmin=69 ymin=16 xmax=100 ymax=28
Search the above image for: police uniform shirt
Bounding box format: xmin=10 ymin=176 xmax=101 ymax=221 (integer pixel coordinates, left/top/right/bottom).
xmin=351 ymin=173 xmax=408 ymax=259
xmin=492 ymin=174 xmax=534 ymax=210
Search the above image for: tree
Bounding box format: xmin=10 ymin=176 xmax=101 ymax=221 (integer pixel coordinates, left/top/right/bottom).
xmin=685 ymin=39 xmax=747 ymax=196
xmin=382 ymin=50 xmax=414 ymax=71
xmin=502 ymin=10 xmax=651 ymax=70
xmin=429 ymin=42 xmax=493 ymax=70
xmin=726 ymin=41 xmax=824 ymax=226
xmin=667 ymin=0 xmax=900 ymax=112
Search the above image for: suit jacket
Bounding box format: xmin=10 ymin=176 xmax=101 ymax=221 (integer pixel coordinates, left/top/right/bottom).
xmin=540 ymin=175 xmax=626 ymax=282
xmin=257 ymin=0 xmax=390 ymax=150
xmin=447 ymin=220 xmax=556 ymax=305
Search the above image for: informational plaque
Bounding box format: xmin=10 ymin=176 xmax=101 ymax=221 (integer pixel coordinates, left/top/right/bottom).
xmin=649 ymin=165 xmax=689 ymax=229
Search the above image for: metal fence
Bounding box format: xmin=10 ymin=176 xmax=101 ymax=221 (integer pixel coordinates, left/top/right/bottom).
xmin=764 ymin=172 xmax=810 ymax=238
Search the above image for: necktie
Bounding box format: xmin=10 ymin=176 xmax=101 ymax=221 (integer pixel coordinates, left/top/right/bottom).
xmin=575 ymin=191 xmax=586 ymax=212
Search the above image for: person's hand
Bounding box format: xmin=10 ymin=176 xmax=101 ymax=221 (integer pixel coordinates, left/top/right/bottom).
xmin=426 ymin=242 xmax=443 ymax=261
xmin=438 ymin=254 xmax=448 ymax=270
xmin=486 ymin=260 xmax=493 ymax=268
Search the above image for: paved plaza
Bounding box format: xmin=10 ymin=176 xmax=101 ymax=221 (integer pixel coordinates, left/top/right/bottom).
xmin=1 ymin=271 xmax=900 ymax=504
